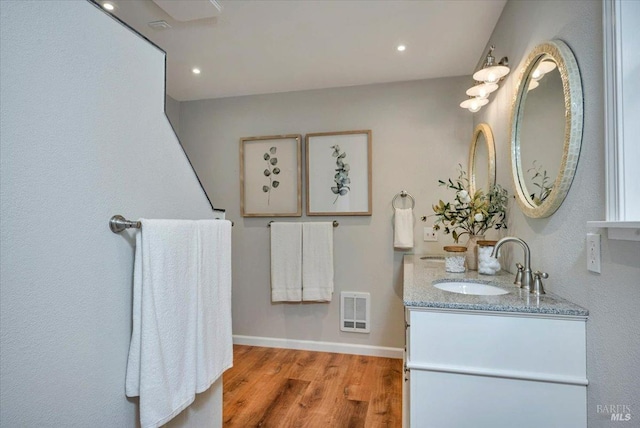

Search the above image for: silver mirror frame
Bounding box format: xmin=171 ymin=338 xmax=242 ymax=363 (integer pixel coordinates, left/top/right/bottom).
xmin=510 ymin=39 xmax=583 ymax=218
xmin=468 ymin=123 xmax=496 ymax=196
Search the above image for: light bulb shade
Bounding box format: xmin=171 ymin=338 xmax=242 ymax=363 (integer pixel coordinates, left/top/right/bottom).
xmin=528 ymin=79 xmax=539 ymax=91
xmin=460 ymin=98 xmax=489 ymax=111
xmin=466 ymin=82 xmax=499 ymax=98
xmin=537 ymin=60 xmax=557 ymax=74
xmin=473 ymin=65 xmax=510 ymax=84
xmin=532 ymin=60 xmax=557 ymax=80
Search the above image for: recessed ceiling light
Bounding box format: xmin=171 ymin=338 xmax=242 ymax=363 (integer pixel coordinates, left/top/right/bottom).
xmin=102 ymin=2 xmax=115 ymax=11
xmin=192 ymin=68 xmax=201 ymax=75
xmin=397 ymin=45 xmax=406 ymax=52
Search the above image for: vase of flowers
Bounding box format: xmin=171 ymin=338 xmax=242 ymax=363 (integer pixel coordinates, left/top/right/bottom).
xmin=423 ymin=167 xmax=508 ymax=270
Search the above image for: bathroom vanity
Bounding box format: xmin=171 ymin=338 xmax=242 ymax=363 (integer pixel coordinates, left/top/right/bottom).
xmin=402 ymin=255 xmax=588 ymax=428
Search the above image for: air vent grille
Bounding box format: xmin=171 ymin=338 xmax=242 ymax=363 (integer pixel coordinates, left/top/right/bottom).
xmin=341 ymin=292 xmax=370 ymax=333
xmin=148 ymin=20 xmax=172 ymax=30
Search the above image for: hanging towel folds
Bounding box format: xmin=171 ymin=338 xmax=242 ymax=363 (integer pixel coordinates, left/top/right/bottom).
xmin=302 ymin=222 xmax=334 ymax=302
xmin=270 ymin=222 xmax=334 ymax=302
xmin=195 ymin=220 xmax=233 ymax=393
xmin=270 ymin=223 xmax=303 ymax=302
xmin=394 ymin=208 xmax=414 ymax=249
xmin=125 ymin=219 xmax=233 ymax=428
xmin=126 ymin=219 xmax=199 ymax=428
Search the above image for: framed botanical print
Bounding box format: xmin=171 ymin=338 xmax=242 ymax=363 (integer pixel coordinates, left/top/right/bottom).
xmin=306 ymin=130 xmax=372 ymax=216
xmin=240 ymin=134 xmax=302 ymax=217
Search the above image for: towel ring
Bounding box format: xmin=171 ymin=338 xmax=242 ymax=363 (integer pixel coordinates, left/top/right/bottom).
xmin=392 ymin=190 xmax=415 ymax=210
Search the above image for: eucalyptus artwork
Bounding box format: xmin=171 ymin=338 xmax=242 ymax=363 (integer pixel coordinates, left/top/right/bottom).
xmin=240 ymin=134 xmax=301 ymax=217
xmin=330 ymin=145 xmax=350 ymax=204
xmin=262 ymin=146 xmax=280 ymax=205
xmin=527 ymin=160 xmax=553 ymax=206
xmin=306 ymin=130 xmax=371 ymax=216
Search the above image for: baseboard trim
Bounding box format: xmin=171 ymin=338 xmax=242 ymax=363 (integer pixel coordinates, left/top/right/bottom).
xmin=233 ymin=335 xmax=403 ymax=359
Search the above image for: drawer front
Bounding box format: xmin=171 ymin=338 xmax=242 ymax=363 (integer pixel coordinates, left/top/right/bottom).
xmin=408 ymin=308 xmax=586 ymax=380
xmin=409 ymin=369 xmax=586 ymax=428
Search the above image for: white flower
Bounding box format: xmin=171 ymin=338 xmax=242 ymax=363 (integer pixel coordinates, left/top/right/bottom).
xmin=474 ymin=213 xmax=484 ymax=222
xmin=457 ymin=190 xmax=471 ymax=204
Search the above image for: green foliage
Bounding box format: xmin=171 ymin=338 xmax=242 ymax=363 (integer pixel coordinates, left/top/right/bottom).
xmin=527 ymin=160 xmax=553 ymax=205
xmin=330 ymin=145 xmax=350 ymax=204
xmin=262 ymin=146 xmax=280 ymax=205
xmin=427 ymin=166 xmax=508 ymax=243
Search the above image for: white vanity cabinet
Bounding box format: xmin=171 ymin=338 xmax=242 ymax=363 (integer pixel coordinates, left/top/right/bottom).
xmin=403 ymin=307 xmax=587 ymax=428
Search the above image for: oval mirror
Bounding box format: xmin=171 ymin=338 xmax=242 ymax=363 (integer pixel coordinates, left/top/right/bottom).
xmin=468 ymin=123 xmax=496 ymax=196
xmin=510 ymin=40 xmax=583 ymax=218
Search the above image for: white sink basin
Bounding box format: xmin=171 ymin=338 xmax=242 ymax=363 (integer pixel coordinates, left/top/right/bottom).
xmin=433 ymin=281 xmax=509 ymax=296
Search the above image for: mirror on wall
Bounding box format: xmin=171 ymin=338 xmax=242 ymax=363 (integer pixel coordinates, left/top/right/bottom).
xmin=468 ymin=123 xmax=496 ymax=196
xmin=510 ymin=40 xmax=583 ymax=218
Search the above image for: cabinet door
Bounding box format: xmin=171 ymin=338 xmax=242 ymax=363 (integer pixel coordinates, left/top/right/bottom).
xmin=406 ymin=308 xmax=587 ymax=428
xmin=403 ymin=308 xmax=410 ymax=428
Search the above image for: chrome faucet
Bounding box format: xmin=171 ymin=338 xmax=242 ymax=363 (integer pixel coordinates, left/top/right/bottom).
xmin=491 ymin=237 xmax=534 ymax=292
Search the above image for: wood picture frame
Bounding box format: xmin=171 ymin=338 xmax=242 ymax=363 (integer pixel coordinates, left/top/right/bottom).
xmin=240 ymin=134 xmax=302 ymax=217
xmin=306 ymin=130 xmax=372 ymax=216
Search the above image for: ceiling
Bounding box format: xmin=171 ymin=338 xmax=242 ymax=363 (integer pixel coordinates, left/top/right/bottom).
xmin=107 ymin=0 xmax=507 ymax=102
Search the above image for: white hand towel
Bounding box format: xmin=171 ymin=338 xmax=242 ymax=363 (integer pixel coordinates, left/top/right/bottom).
xmin=270 ymin=223 xmax=302 ymax=302
xmin=195 ymin=220 xmax=233 ymax=392
xmin=302 ymin=222 xmax=334 ymax=302
xmin=394 ymin=208 xmax=414 ymax=249
xmin=125 ymin=219 xmax=199 ymax=428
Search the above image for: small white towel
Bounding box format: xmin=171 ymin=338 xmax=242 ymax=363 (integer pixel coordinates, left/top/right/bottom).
xmin=195 ymin=220 xmax=233 ymax=392
xmin=270 ymin=223 xmax=302 ymax=302
xmin=394 ymin=208 xmax=414 ymax=249
xmin=126 ymin=219 xmax=199 ymax=428
xmin=302 ymin=222 xmax=334 ymax=302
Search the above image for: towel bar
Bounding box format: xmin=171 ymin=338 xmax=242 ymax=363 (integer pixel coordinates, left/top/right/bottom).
xmin=268 ymin=220 xmax=339 ymax=228
xmin=109 ymin=215 xmax=233 ymax=233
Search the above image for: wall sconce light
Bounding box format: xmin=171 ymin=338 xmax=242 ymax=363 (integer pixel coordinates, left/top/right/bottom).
xmin=473 ymin=46 xmax=510 ymax=84
xmin=460 ymin=45 xmax=510 ymax=112
xmin=460 ymin=98 xmax=489 ymax=113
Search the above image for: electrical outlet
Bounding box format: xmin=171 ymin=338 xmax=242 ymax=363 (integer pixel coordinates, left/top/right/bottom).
xmin=423 ymin=227 xmax=438 ymax=242
xmin=587 ymin=233 xmax=601 ymax=273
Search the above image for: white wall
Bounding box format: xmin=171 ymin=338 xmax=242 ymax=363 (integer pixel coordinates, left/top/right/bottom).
xmin=178 ymin=78 xmax=472 ymax=349
xmin=166 ymin=95 xmax=181 ymax=136
xmin=0 ymin=1 xmax=221 ymax=426
xmin=475 ymin=1 xmax=640 ymax=426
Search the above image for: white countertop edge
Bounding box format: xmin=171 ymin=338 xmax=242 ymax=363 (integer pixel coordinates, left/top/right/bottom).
xmin=405 ymin=306 xmax=588 ymax=321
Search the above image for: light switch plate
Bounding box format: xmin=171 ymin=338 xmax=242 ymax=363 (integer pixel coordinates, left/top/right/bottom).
xmin=587 ymin=233 xmax=601 ymax=273
xmin=423 ymin=227 xmax=438 ymax=242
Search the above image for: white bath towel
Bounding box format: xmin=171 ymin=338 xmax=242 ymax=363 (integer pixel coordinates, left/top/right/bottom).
xmin=302 ymin=222 xmax=334 ymax=302
xmin=126 ymin=219 xmax=199 ymax=428
xmin=394 ymin=208 xmax=414 ymax=249
xmin=195 ymin=220 xmax=233 ymax=392
xmin=270 ymin=223 xmax=303 ymax=302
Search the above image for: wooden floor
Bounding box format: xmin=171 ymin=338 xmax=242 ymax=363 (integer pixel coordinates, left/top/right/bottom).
xmin=223 ymin=345 xmax=403 ymax=427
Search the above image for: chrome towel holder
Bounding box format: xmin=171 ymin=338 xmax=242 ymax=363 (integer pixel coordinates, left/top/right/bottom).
xmin=109 ymin=214 xmax=233 ymax=233
xmin=110 ymin=215 xmax=141 ymax=233
xmin=392 ymin=190 xmax=415 ymax=209
xmin=268 ymin=220 xmax=339 ymax=228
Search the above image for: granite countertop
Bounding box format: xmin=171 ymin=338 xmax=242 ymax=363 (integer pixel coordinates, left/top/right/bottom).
xmin=403 ymin=254 xmax=588 ymax=317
